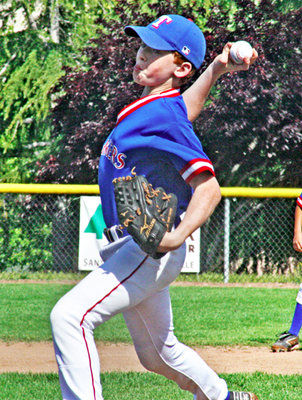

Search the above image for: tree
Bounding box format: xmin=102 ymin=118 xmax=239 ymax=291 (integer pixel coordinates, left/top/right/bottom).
xmin=36 ymin=0 xmax=214 ymax=183
xmin=198 ymin=0 xmax=301 ymax=187
xmin=36 ymin=0 xmax=301 ymax=188
xmin=0 ymin=0 xmax=114 ymax=182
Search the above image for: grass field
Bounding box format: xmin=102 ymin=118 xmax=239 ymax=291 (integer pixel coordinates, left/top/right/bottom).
xmin=0 ymin=283 xmax=298 ymax=345
xmin=0 ymin=372 xmax=301 ymax=400
xmin=0 ymin=281 xmax=301 ymax=399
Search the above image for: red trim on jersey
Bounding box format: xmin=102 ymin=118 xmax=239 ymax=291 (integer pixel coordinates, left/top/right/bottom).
xmin=297 ymin=195 xmax=302 ymax=209
xmin=180 ymin=158 xmax=215 ymax=183
xmin=116 ymin=89 xmax=180 ymax=126
xmin=80 ymin=254 xmax=149 ymax=397
xmin=186 ymin=166 xmax=215 ymax=183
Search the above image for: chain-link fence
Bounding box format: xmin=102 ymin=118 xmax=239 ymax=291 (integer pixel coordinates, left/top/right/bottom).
xmin=0 ymin=192 xmax=301 ymax=275
xmin=201 ymin=197 xmax=301 ymax=276
xmin=0 ymin=193 xmax=80 ymax=273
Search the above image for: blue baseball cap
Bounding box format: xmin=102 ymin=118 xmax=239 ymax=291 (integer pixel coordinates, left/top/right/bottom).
xmin=125 ymin=15 xmax=206 ymax=69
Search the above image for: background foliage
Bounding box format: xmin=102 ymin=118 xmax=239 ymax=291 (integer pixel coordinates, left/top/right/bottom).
xmin=33 ymin=0 xmax=302 ymax=188
xmin=0 ymin=1 xmax=301 ymax=275
xmin=1 ymin=0 xmax=301 ymax=186
xmin=0 ymin=0 xmax=114 ymax=182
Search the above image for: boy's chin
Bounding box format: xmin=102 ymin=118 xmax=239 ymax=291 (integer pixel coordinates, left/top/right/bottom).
xmin=133 ymin=74 xmax=146 ymax=85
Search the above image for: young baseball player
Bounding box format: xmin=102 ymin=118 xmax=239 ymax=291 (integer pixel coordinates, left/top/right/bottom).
xmin=271 ymin=193 xmax=302 ymax=352
xmin=51 ymin=15 xmax=258 ymax=400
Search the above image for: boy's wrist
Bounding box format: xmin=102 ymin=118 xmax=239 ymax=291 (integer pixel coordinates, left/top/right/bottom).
xmin=209 ymin=60 xmax=226 ymax=79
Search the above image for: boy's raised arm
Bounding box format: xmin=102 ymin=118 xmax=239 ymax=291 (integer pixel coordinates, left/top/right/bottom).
xmin=183 ymin=43 xmax=258 ymax=122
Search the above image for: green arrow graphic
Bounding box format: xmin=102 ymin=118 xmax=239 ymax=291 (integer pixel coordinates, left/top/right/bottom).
xmin=84 ymin=204 xmax=106 ymax=239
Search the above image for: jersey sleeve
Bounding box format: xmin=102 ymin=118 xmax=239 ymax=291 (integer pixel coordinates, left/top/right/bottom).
xmin=162 ymin=97 xmax=215 ymax=183
xmin=162 ymin=116 xmax=215 ymax=184
xmin=297 ymin=193 xmax=302 ymax=209
xmin=179 ymin=158 xmax=215 ymax=184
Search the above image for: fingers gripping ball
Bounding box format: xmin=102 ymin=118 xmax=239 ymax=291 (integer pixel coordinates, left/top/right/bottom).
xmin=230 ymin=41 xmax=253 ymax=64
xmin=113 ymin=169 xmax=177 ymax=259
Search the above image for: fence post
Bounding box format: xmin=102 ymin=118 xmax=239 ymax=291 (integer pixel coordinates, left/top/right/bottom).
xmin=224 ymin=198 xmax=230 ymax=283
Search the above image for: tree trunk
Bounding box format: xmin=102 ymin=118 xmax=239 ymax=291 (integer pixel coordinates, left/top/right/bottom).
xmin=50 ymin=0 xmax=60 ymax=44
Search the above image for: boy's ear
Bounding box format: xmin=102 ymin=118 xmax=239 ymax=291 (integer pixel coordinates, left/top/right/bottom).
xmin=174 ymin=61 xmax=192 ymax=78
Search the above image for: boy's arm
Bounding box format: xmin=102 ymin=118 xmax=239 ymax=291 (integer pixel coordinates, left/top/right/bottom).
xmin=293 ymin=204 xmax=302 ymax=252
xmin=157 ymin=172 xmax=221 ymax=252
xmin=183 ymin=43 xmax=258 ymax=122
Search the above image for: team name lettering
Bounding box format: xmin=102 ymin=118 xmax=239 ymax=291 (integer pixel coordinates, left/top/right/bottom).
xmin=101 ymin=139 xmax=126 ymax=169
xmin=152 ymin=15 xmax=172 ymax=29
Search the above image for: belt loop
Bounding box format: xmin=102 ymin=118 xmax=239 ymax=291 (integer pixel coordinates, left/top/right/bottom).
xmin=104 ymin=225 xmax=124 ymax=243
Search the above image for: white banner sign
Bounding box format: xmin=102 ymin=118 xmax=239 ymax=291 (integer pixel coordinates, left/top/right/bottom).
xmin=78 ymin=196 xmax=200 ymax=273
xmin=182 ymin=228 xmax=200 ymax=273
xmin=78 ymin=196 xmax=108 ymax=271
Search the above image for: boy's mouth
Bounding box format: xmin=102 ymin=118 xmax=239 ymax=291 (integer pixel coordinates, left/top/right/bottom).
xmin=134 ymin=65 xmax=143 ymax=72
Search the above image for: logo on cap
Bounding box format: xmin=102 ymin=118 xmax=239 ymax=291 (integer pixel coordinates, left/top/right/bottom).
xmin=182 ymin=46 xmax=191 ymax=56
xmin=152 ymin=15 xmax=172 ymax=29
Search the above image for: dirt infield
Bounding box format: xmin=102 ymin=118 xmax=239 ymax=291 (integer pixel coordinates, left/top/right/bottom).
xmin=1 ymin=341 xmax=301 ymax=375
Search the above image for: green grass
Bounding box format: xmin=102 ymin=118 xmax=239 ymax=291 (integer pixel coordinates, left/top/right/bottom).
xmin=0 ymin=270 xmax=301 ymax=283
xmin=176 ymin=271 xmax=302 ymax=284
xmin=0 ymin=372 xmax=301 ymax=400
xmin=171 ymin=286 xmax=297 ymax=346
xmin=0 ymin=282 xmax=301 ymax=400
xmin=0 ymin=283 xmax=298 ymax=345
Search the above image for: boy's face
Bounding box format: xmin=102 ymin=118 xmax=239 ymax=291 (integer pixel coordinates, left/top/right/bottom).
xmin=133 ymin=42 xmax=178 ymax=87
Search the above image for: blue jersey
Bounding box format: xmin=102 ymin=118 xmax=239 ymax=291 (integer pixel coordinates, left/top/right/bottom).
xmin=297 ymin=193 xmax=302 ymax=209
xmin=98 ymin=88 xmax=215 ymax=229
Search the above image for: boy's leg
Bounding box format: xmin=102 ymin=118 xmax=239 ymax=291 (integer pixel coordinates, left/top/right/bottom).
xmin=51 ymin=240 xmax=149 ymax=399
xmin=123 ymin=287 xmax=228 ymax=400
xmin=271 ymin=284 xmax=302 ymax=352
xmin=289 ymin=283 xmax=302 ymax=336
xmin=50 ymin=238 xmax=186 ymax=399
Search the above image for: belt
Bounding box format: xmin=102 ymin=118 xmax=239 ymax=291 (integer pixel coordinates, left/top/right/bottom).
xmin=103 ymin=225 xmax=124 ymax=243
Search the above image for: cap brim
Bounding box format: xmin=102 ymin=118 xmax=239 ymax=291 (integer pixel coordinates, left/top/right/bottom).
xmin=124 ymin=26 xmax=174 ymax=51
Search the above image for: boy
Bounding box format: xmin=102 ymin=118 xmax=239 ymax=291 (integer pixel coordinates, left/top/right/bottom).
xmin=271 ymin=193 xmax=302 ymax=352
xmin=51 ymin=15 xmax=258 ymax=400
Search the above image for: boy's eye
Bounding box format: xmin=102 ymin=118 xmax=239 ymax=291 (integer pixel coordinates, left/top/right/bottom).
xmin=139 ymin=43 xmax=161 ymax=55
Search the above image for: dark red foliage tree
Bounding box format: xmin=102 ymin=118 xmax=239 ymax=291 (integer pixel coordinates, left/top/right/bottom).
xmin=37 ymin=0 xmax=302 ymax=187
xmin=199 ymin=0 xmax=301 ymax=187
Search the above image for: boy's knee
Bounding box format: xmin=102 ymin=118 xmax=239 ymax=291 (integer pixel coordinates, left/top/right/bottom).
xmin=50 ymin=298 xmax=76 ymax=334
xmin=137 ymin=346 xmax=198 ymax=395
xmin=50 ymin=301 xmax=63 ymax=331
xmin=135 ymin=340 xmax=197 ymax=392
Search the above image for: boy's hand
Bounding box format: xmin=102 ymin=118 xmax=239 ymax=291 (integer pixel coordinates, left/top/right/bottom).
xmin=157 ymin=229 xmax=184 ymax=253
xmin=182 ymin=42 xmax=258 ymax=122
xmin=212 ymin=42 xmax=258 ymax=76
xmin=293 ymin=232 xmax=302 ymax=252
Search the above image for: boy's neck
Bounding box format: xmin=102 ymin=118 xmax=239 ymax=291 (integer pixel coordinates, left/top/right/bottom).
xmin=140 ymin=80 xmax=179 ymax=98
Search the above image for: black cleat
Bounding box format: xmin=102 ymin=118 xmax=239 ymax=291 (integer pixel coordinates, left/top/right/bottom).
xmin=271 ymin=331 xmax=299 ymax=352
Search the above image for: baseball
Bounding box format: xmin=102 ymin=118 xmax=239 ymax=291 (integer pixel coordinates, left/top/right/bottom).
xmin=230 ymin=41 xmax=253 ymax=64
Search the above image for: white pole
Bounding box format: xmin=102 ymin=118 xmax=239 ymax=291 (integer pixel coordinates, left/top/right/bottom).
xmin=224 ymin=198 xmax=230 ymax=283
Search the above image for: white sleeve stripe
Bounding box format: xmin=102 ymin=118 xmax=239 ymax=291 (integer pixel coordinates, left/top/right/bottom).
xmin=297 ymin=196 xmax=302 ymax=208
xmin=181 ymin=161 xmax=214 ymax=181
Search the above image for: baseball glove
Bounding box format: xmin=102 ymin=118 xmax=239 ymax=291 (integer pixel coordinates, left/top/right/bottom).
xmin=113 ymin=168 xmax=178 ymax=259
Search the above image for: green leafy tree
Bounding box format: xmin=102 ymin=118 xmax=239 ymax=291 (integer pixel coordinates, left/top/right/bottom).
xmin=37 ymin=0 xmax=301 ymax=188
xmin=33 ymin=0 xmax=301 ymax=275
xmin=0 ymin=0 xmax=115 ymax=182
